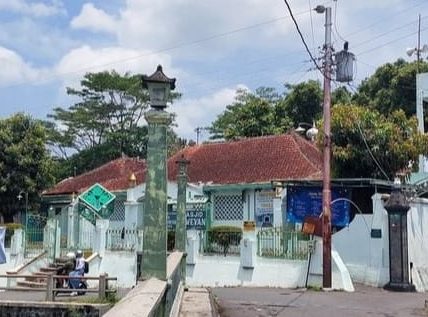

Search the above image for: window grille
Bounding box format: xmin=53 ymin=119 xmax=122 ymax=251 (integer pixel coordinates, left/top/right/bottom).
xmin=109 ymin=199 xmax=125 ymax=222
xmin=213 ymin=194 xmax=243 ymax=221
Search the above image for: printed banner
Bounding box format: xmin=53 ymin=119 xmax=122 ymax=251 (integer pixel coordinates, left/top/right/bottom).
xmin=167 ymin=203 xmax=206 ymax=230
xmin=286 ymin=186 xmax=350 ymax=227
xmin=0 ymin=227 xmax=6 ymax=264
xmin=255 ymin=190 xmax=275 ymax=227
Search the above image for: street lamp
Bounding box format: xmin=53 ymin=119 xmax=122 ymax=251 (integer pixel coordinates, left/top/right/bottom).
xmin=295 ymin=122 xmax=319 ymax=141
xmin=405 ymin=14 xmax=428 ymax=74
xmin=142 ymin=65 xmax=176 ymax=110
xmin=140 ymin=65 xmax=176 ymax=280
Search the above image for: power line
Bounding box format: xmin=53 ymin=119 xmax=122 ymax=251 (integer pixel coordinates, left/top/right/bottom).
xmin=281 ymin=0 xmax=325 ymax=77
xmin=353 ymin=16 xmax=427 ymax=49
xmin=342 ymin=0 xmax=428 ymax=40
xmin=357 ymin=25 xmax=428 ymax=56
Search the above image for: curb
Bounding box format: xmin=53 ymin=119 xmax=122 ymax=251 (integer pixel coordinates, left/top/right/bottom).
xmin=207 ymin=287 xmax=220 ymax=317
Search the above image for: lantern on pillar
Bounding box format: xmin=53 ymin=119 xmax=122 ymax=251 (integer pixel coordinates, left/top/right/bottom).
xmin=142 ymin=65 xmax=176 ymax=110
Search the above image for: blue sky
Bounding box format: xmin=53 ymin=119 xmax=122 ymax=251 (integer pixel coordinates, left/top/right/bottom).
xmin=0 ymin=0 xmax=426 ymax=141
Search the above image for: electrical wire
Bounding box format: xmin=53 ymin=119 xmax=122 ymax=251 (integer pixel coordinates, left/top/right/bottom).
xmin=333 ymin=0 xmax=347 ymax=44
xmin=342 ymin=0 xmax=428 ymax=41
xmin=357 ymin=25 xmax=428 ymax=56
xmin=281 ymin=0 xmax=325 ymax=77
xmin=345 ymin=83 xmax=391 ymax=180
xmin=353 ymin=16 xmax=427 ymax=49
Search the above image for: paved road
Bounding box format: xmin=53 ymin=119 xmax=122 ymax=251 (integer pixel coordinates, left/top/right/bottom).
xmin=212 ymin=284 xmax=428 ymax=317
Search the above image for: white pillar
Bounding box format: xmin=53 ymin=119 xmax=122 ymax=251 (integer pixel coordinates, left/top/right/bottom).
xmin=240 ymin=230 xmax=257 ymax=268
xmin=416 ymin=73 xmax=428 ymax=172
xmin=67 ymin=202 xmax=77 ymax=249
xmin=94 ymin=219 xmax=109 ymax=256
xmin=186 ymin=230 xmax=199 ymax=265
xmin=273 ymin=197 xmax=282 ymax=227
xmin=124 ymin=201 xmax=139 ymax=229
xmin=11 ymin=229 xmax=23 ymax=256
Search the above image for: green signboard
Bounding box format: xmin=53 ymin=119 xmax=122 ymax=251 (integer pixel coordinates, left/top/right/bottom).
xmin=78 ymin=183 xmax=116 ymax=222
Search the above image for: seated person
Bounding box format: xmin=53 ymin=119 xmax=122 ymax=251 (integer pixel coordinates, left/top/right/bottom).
xmin=68 ymin=250 xmax=85 ymax=296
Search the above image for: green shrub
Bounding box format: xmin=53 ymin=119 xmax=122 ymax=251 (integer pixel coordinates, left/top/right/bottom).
xmin=167 ymin=230 xmax=175 ymax=251
xmin=207 ymin=226 xmax=242 ymax=256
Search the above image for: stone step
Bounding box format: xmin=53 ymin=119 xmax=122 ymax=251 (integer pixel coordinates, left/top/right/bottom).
xmin=17 ymin=280 xmax=47 ymax=288
xmin=40 ymin=267 xmax=58 ymax=273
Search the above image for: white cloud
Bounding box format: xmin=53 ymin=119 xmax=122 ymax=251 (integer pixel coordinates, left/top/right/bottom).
xmin=0 ymin=0 xmax=65 ymax=17
xmin=55 ymin=45 xmax=175 ymax=80
xmin=173 ymin=85 xmax=246 ymax=140
xmin=70 ymin=0 xmax=308 ymax=56
xmin=71 ymin=3 xmax=116 ymax=34
xmin=0 ymin=46 xmax=48 ymax=86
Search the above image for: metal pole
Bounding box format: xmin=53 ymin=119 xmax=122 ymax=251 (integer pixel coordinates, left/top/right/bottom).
xmin=322 ymin=6 xmax=332 ymax=289
xmin=417 ymin=13 xmax=421 ymax=74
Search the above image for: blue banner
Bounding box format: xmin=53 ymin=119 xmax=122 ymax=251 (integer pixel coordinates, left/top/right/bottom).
xmin=0 ymin=227 xmax=6 ymax=264
xmin=167 ymin=203 xmax=206 ymax=230
xmin=286 ymin=186 xmax=350 ymax=226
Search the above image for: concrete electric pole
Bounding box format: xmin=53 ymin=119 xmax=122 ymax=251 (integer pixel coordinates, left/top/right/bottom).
xmin=315 ymin=4 xmax=333 ymax=289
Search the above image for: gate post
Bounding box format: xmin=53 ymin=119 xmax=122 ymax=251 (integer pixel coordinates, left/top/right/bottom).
xmin=67 ymin=201 xmax=78 ymax=249
xmin=94 ymin=219 xmax=109 ymax=256
xmin=384 ymin=181 xmax=415 ymax=292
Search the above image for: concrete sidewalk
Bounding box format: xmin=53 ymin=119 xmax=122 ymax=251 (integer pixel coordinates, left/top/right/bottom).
xmin=179 ymin=288 xmax=216 ymax=317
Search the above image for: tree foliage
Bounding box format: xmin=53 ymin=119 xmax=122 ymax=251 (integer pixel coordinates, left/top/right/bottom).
xmin=209 ymin=87 xmax=291 ymax=140
xmin=48 ymin=71 xmax=149 ymax=157
xmin=353 ymin=59 xmax=428 ymax=124
xmin=331 ymin=104 xmax=428 ymax=179
xmin=47 ymin=70 xmax=183 ymax=178
xmin=209 ymin=82 xmax=323 ymax=140
xmin=0 ymin=113 xmax=56 ymax=221
xmin=284 ymin=80 xmax=323 ymax=124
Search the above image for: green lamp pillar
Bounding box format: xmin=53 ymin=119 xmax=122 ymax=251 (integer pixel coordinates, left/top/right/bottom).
xmin=141 ymin=65 xmax=176 ymax=280
xmin=175 ymin=155 xmax=190 ymax=252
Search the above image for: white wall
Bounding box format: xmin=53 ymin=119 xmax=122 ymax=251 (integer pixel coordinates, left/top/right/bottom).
xmin=98 ymin=250 xmax=137 ymax=288
xmin=333 ymin=193 xmax=390 ymax=287
xmin=186 ymin=252 xmax=352 ymax=291
xmin=186 ymin=255 xmax=307 ymax=288
xmin=333 ymin=193 xmax=428 ymax=291
xmin=408 ymin=198 xmax=428 ymax=291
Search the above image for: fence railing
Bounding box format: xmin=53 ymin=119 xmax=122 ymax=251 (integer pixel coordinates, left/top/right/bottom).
xmin=105 ymin=228 xmax=140 ymax=251
xmin=203 ymin=228 xmax=242 ymax=256
xmin=0 ymin=274 xmax=117 ymax=301
xmin=257 ymin=227 xmax=311 ymax=260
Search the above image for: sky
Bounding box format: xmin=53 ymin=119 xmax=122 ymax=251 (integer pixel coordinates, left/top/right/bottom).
xmin=0 ymin=0 xmax=426 ymax=142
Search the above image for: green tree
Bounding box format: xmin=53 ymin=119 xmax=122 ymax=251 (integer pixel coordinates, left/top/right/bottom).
xmin=47 ymin=70 xmax=182 ymax=177
xmin=353 ymin=59 xmax=428 ymax=124
xmin=210 ymin=87 xmax=295 ymax=140
xmin=48 ymin=71 xmax=149 ymax=156
xmin=284 ymin=80 xmax=323 ymax=124
xmin=331 ymin=104 xmax=428 ymax=179
xmin=332 ymin=86 xmax=352 ymax=105
xmin=0 ymin=113 xmax=56 ymax=221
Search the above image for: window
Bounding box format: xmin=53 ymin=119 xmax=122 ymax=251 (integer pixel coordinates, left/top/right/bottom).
xmin=213 ymin=194 xmax=243 ymax=221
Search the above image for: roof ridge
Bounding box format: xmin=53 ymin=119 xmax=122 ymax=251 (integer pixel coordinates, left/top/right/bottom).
xmin=290 ymin=133 xmax=321 ymax=172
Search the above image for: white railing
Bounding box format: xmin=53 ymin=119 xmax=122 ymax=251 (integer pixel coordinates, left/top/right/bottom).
xmin=105 ymin=228 xmax=141 ymax=251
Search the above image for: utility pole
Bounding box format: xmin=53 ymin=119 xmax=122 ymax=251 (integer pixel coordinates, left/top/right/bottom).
xmin=194 ymin=127 xmax=208 ymax=144
xmin=316 ymin=4 xmax=333 ymax=289
xmin=417 ymin=13 xmax=421 ymax=74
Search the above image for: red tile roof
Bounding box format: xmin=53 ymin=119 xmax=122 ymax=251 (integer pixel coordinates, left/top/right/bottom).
xmin=44 ymin=133 xmax=322 ymax=196
xmin=44 ymin=157 xmax=146 ymax=195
